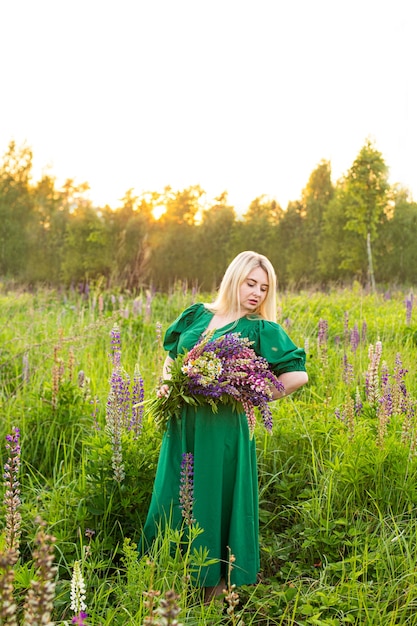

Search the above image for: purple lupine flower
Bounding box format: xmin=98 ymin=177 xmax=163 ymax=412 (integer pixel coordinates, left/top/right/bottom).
xmin=179 ymin=452 xmax=195 ymax=526
xmin=393 ymin=353 xmax=408 ymax=414
xmin=130 ymin=365 xmax=144 ymax=437
xmin=106 ymin=391 xmax=125 ymax=483
xmin=110 ymin=324 xmax=122 ymax=368
xmin=350 ymin=324 xmax=360 ymax=353
xmin=354 ymin=387 xmax=363 ymax=416
xmin=317 ymin=318 xmax=328 ymax=365
xmin=3 ymin=427 xmax=21 ymax=561
xmin=379 ymin=361 xmax=393 ymax=420
xmin=283 ymin=318 xmax=292 ymax=329
xmin=405 ymin=293 xmax=413 ymax=325
xmin=180 ymin=333 xmax=283 ymax=436
xmin=318 ymin=319 xmax=328 ymax=347
xmin=361 ymin=321 xmax=367 ymax=343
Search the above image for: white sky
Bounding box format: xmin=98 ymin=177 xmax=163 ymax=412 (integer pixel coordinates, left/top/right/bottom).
xmin=0 ymin=0 xmax=416 ymax=212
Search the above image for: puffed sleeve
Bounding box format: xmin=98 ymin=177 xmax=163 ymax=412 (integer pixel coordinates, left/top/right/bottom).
xmin=248 ymin=320 xmax=306 ymax=375
xmin=163 ymin=303 xmax=204 ymax=359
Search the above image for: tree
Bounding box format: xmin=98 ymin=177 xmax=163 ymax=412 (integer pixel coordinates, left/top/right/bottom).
xmin=342 ymin=139 xmax=390 ymax=290
xmin=299 ymin=160 xmax=334 ymax=283
xmin=195 ymin=193 xmax=237 ymax=290
xmin=0 ymin=142 xmax=35 ymax=277
xmin=377 ymin=187 xmax=417 ymax=284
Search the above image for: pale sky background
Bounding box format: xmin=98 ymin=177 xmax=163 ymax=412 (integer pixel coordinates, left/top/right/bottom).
xmin=0 ymin=0 xmax=416 ymax=213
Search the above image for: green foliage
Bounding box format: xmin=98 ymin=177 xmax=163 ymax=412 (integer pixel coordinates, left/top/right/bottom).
xmin=1 ymin=286 xmax=417 ymax=624
xmin=2 ymin=139 xmax=417 ymax=289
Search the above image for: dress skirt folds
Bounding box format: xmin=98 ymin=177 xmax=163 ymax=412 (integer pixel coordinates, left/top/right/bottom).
xmin=141 ymin=303 xmax=306 ymax=587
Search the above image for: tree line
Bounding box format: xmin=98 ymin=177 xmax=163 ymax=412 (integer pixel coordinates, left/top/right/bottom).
xmin=1 ymin=139 xmax=416 ymax=292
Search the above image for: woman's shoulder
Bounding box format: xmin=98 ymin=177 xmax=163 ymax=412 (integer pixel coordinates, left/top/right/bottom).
xmin=170 ymin=302 xmax=208 ymax=326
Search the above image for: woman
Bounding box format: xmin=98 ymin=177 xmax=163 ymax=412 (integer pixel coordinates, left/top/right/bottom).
xmin=141 ymin=251 xmax=308 ymax=600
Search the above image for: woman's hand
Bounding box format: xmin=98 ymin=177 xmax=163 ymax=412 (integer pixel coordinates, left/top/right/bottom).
xmin=156 ymin=384 xmax=170 ymax=398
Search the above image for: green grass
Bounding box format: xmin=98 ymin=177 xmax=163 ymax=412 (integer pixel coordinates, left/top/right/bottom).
xmin=1 ymin=284 xmax=417 ymax=624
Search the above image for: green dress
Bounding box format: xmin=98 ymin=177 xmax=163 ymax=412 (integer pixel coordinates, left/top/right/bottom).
xmin=141 ymin=303 xmax=306 ymax=587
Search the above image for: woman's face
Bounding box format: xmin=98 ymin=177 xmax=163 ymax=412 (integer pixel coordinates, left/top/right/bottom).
xmin=239 ymin=266 xmax=269 ymax=315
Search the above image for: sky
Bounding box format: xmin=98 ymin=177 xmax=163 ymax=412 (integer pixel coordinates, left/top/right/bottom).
xmin=0 ymin=0 xmax=416 ymax=213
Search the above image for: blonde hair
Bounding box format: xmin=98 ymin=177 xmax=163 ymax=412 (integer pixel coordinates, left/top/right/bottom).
xmin=206 ymin=251 xmax=277 ymax=322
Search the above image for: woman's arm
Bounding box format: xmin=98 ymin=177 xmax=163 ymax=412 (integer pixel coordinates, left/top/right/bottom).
xmin=156 ymin=355 xmax=174 ymax=398
xmin=271 ymin=370 xmax=308 ymax=400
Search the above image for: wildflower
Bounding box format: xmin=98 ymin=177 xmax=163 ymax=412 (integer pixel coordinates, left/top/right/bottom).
xmin=72 ymin=611 xmax=88 ymax=625
xmin=179 ymin=453 xmax=195 ymax=526
xmin=110 ymin=324 xmax=122 ymax=368
xmin=405 ymin=293 xmax=413 ymax=325
xmin=156 ymin=589 xmax=182 ymax=625
xmin=350 ymin=324 xmax=360 ymax=353
xmin=392 ymin=353 xmax=408 ymax=414
xmin=130 ymin=365 xmax=144 ymax=436
xmin=401 ymin=397 xmax=416 ymax=446
xmin=145 ymin=289 xmax=153 ymax=321
xmin=70 ymin=561 xmax=87 ymax=616
xmin=182 ymin=333 xmax=284 ymax=437
xmin=223 ymin=549 xmax=242 ymax=621
xmin=23 ymin=521 xmax=57 ymax=626
xmin=379 ymin=361 xmax=393 ymax=419
xmin=3 ymin=427 xmax=21 ymax=560
xmin=0 ymin=549 xmax=18 ymax=625
xmin=106 ymin=390 xmax=125 ymax=482
xmin=317 ymin=319 xmax=328 ymax=366
xmin=365 ymin=340 xmax=382 ymax=404
xmin=361 ymin=321 xmax=367 ymax=343
xmin=318 ymin=318 xmax=328 ymax=346
xmin=342 ymin=354 xmax=354 ymax=385
xmin=354 ymin=387 xmax=363 ymax=416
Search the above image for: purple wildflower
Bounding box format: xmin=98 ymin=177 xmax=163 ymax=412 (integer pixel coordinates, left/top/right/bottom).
xmin=317 ymin=319 xmax=328 ymax=365
xmin=181 ymin=333 xmax=284 ymax=436
xmin=4 ymin=427 xmax=22 ymax=560
xmin=393 ymin=353 xmax=408 ymax=414
xmin=318 ymin=319 xmax=328 ymax=347
xmin=379 ymin=361 xmax=393 ymax=420
xmin=361 ymin=321 xmax=367 ymax=343
xmin=72 ymin=612 xmax=88 ymax=625
xmin=350 ymin=324 xmax=360 ymax=353
xmin=405 ymin=293 xmax=413 ymax=325
xmin=130 ymin=365 xmax=144 ymax=437
xmin=354 ymin=388 xmax=363 ymax=416
xmin=179 ymin=452 xmax=195 ymax=526
xmin=110 ymin=324 xmax=121 ymax=368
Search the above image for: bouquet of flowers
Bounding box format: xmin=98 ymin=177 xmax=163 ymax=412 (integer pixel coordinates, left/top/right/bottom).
xmin=148 ymin=332 xmax=284 ymax=437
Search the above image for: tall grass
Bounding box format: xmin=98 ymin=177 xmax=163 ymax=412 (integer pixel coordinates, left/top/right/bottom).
xmin=0 ymin=283 xmax=416 ymax=624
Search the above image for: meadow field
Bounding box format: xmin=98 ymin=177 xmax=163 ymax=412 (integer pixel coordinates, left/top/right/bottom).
xmin=1 ymin=284 xmax=417 ymax=625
